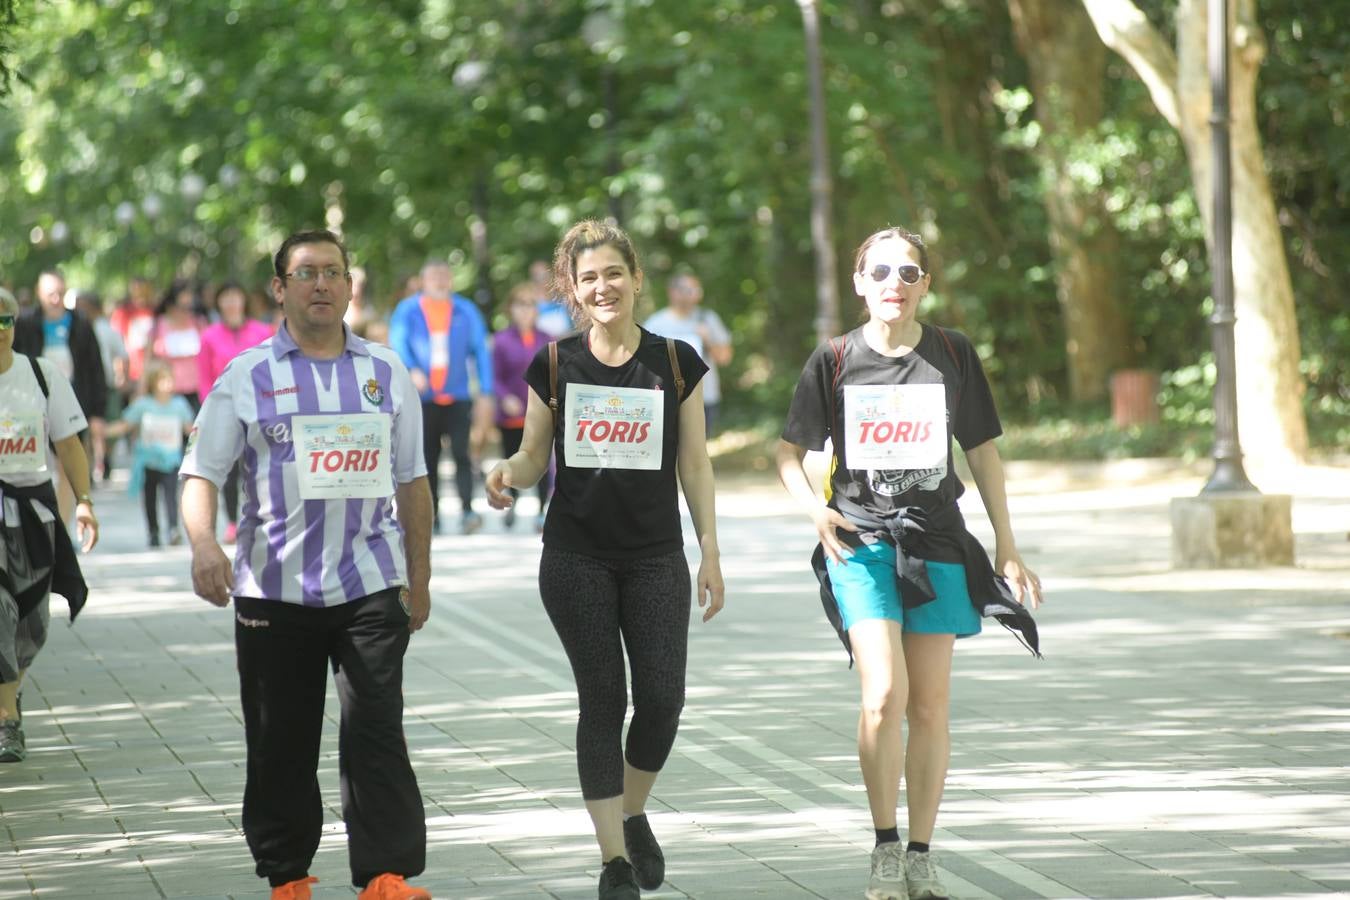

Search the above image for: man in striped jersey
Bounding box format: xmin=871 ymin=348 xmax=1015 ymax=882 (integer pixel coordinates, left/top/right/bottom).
xmin=181 ymin=230 xmax=433 ymax=900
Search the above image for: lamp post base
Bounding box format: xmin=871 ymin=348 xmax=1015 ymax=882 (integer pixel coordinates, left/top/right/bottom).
xmin=1170 ymin=493 xmax=1294 ymax=569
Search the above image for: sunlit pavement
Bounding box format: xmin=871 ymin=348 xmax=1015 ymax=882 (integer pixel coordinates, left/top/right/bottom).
xmin=3 ymin=458 xmax=1349 ymax=898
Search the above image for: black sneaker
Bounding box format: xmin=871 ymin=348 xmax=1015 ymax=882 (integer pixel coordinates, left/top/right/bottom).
xmin=623 ymin=814 xmax=665 ymax=890
xmin=0 ymin=719 xmax=26 ymax=763
xmin=597 ymin=857 xmax=639 ymax=899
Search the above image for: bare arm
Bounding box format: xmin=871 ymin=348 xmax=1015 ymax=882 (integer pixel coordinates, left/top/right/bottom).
xmin=52 ymin=433 xmax=98 ymax=552
xmin=484 ymin=387 xmax=554 ymax=506
xmin=675 ymin=381 xmax=724 ymax=622
xmin=963 ymin=439 xmax=1042 ymax=608
xmin=181 ymin=475 xmax=233 ymax=607
xmin=774 ymin=439 xmax=856 ymax=564
xmin=394 ymin=475 xmax=433 ymax=632
xmin=707 ymin=340 xmax=733 ymax=368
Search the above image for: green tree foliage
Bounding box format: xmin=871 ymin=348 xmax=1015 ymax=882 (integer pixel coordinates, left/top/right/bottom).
xmin=0 ymin=0 xmax=1342 ymax=445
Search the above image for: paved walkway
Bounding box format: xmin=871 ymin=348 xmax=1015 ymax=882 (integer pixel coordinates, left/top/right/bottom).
xmin=3 ymin=459 xmax=1348 ymax=898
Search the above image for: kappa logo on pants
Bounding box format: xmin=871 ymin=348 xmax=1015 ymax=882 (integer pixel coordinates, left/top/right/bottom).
xmin=235 ymin=614 xmax=271 ymax=628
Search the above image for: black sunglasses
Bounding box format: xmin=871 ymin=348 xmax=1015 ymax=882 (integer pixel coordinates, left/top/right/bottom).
xmin=0 ymin=314 xmax=16 ymax=330
xmin=868 ymin=263 xmax=925 ymax=285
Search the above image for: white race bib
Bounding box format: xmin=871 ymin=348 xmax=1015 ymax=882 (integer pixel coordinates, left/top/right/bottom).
xmin=429 ymin=329 xmax=450 ymax=372
xmin=0 ymin=411 xmax=47 ymax=475
xmin=293 ymin=413 xmax=393 ymax=499
xmin=564 ymin=384 xmax=664 ymax=470
xmin=843 ymin=383 xmax=947 ymax=470
xmin=161 ymin=328 xmax=201 ymax=358
xmin=140 ymin=413 xmax=183 ymax=453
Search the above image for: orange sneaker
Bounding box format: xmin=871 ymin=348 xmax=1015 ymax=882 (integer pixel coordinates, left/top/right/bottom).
xmin=271 ymin=876 xmax=318 ymax=900
xmin=358 ymin=873 xmax=431 ymax=899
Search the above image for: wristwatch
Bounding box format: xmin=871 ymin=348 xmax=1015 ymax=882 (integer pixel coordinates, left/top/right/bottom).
xmin=76 ymin=493 xmax=95 ymax=509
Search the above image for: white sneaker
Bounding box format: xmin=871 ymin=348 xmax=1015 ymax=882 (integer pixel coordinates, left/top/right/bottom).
xmin=905 ymin=850 xmax=950 ymax=899
xmin=865 ymin=842 xmax=906 ymax=900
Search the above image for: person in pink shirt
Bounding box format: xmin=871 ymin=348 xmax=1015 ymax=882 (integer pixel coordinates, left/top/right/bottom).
xmin=198 ymin=281 xmax=274 ymax=544
xmin=150 ymin=280 xmax=206 ymax=411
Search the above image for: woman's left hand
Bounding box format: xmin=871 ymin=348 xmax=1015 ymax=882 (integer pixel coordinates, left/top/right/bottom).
xmin=696 ymin=555 xmax=725 ymax=623
xmin=75 ymin=502 xmax=99 ymax=552
xmin=998 ymin=553 xmax=1042 ymax=609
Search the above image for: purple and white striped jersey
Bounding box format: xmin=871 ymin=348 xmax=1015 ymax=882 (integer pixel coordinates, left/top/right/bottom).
xmin=180 ymin=324 xmax=426 ymax=607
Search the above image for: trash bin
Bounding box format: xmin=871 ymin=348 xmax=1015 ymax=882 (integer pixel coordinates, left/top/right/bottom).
xmin=1109 ymin=369 xmax=1160 ymax=427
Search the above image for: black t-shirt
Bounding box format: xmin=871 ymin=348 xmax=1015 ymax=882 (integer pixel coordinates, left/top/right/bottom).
xmin=524 ymin=327 xmax=708 ymax=559
xmin=782 ymin=324 xmax=1002 ymax=521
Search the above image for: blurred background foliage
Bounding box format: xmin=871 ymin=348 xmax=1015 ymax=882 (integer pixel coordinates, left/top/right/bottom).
xmin=0 ymin=0 xmax=1345 ymax=456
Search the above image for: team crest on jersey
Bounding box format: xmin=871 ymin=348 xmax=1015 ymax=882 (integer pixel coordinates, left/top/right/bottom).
xmin=362 ymin=378 xmax=385 ymax=406
xmin=185 ymin=426 xmax=199 ymax=453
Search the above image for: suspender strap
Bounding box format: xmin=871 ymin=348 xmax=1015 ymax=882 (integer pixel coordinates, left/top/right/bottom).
xmin=27 ymin=354 xmax=49 ymax=399
xmin=665 ymin=338 xmax=684 ymax=400
xmin=934 ymin=326 xmax=963 ymax=408
xmin=827 ymin=335 xmax=846 ymax=427
xmin=547 ymin=341 xmax=560 ymax=420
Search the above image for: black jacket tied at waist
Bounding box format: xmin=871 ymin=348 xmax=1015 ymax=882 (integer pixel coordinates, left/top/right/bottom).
xmin=811 ymin=494 xmax=1040 ymax=665
xmin=0 ymin=479 xmax=88 ymax=622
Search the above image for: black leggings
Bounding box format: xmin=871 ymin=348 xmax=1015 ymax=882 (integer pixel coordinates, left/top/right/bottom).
xmin=539 ymin=546 xmax=691 ymax=800
xmin=500 ymin=426 xmax=551 ymax=505
xmin=142 ymin=467 xmax=179 ymax=539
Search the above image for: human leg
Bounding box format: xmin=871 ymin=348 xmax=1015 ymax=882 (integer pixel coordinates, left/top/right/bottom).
xmin=445 ymin=402 xmax=477 ymax=522
xmin=330 ymin=589 xmax=425 ymax=888
xmin=421 ymin=402 xmax=447 ymax=528
xmin=617 ymin=550 xmax=690 ymax=810
xmin=901 ymin=632 xmax=955 ymax=845
xmin=142 ymin=468 xmax=161 ymax=545
xmin=539 ymin=547 xmax=628 ymax=863
xmin=614 ymin=551 xmax=690 ymax=889
xmin=235 ymin=597 xmax=331 ymax=886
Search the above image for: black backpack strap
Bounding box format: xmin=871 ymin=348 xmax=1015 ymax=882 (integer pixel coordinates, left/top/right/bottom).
xmin=548 ymin=341 xmax=560 ymax=421
xmin=665 ymin=338 xmax=685 ymax=400
xmin=827 ymin=335 xmax=846 ymax=428
xmin=934 ymin=326 xmax=963 ymax=408
xmin=27 ymin=354 xmax=50 ymax=399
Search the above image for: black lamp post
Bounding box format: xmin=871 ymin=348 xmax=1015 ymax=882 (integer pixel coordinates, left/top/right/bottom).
xmin=1201 ymin=0 xmax=1256 ymax=494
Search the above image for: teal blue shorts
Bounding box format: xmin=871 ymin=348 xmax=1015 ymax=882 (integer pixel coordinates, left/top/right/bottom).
xmin=825 ymin=542 xmax=982 ymax=636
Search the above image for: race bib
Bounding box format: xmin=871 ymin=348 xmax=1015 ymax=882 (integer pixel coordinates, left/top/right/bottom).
xmin=161 ymin=328 xmax=201 ymax=358
xmin=564 ymin=384 xmax=664 ymax=470
xmin=0 ymin=411 xmax=47 ymax=475
xmin=429 ymin=330 xmax=450 ymax=372
xmin=843 ymin=383 xmax=947 ymax=470
xmin=293 ymin=413 xmax=393 ymax=499
xmin=140 ymin=413 xmax=183 ymax=453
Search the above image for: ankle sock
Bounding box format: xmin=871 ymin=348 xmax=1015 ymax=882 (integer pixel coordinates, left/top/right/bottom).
xmin=907 ymin=841 xmax=930 ymax=854
xmin=875 ymin=827 xmax=900 ymax=846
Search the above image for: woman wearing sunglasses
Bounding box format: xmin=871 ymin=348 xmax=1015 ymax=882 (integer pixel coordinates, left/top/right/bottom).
xmin=776 ymin=226 xmax=1042 ymax=900
xmin=0 ymin=288 xmax=98 ymax=764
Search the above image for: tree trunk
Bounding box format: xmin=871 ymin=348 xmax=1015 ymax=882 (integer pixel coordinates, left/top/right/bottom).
xmin=1009 ymin=0 xmax=1136 ymax=403
xmin=1082 ymin=0 xmax=1308 ymax=465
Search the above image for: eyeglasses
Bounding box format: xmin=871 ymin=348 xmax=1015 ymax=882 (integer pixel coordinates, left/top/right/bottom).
xmin=0 ymin=315 xmax=15 ymax=331
xmin=868 ymin=263 xmax=925 ymax=285
xmin=283 ymin=266 xmax=348 ymax=284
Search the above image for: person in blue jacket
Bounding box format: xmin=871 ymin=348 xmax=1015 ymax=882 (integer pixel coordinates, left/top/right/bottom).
xmin=389 ymin=259 xmax=494 ymax=534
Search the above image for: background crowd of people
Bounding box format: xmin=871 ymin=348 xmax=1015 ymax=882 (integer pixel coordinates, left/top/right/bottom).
xmin=0 ymin=259 xmax=737 ymax=549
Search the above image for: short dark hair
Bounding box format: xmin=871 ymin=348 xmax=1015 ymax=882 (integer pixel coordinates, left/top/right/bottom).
xmin=274 ymin=229 xmax=350 ymax=279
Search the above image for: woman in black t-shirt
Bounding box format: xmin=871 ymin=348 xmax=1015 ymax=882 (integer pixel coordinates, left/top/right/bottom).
xmin=776 ymin=226 xmax=1043 ymax=900
xmin=485 ymin=220 xmax=724 ymax=900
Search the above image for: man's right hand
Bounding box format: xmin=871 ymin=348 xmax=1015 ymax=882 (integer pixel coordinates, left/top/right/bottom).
xmin=191 ymin=542 xmax=235 ymax=607
xmin=410 ymin=369 xmax=429 ymax=393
